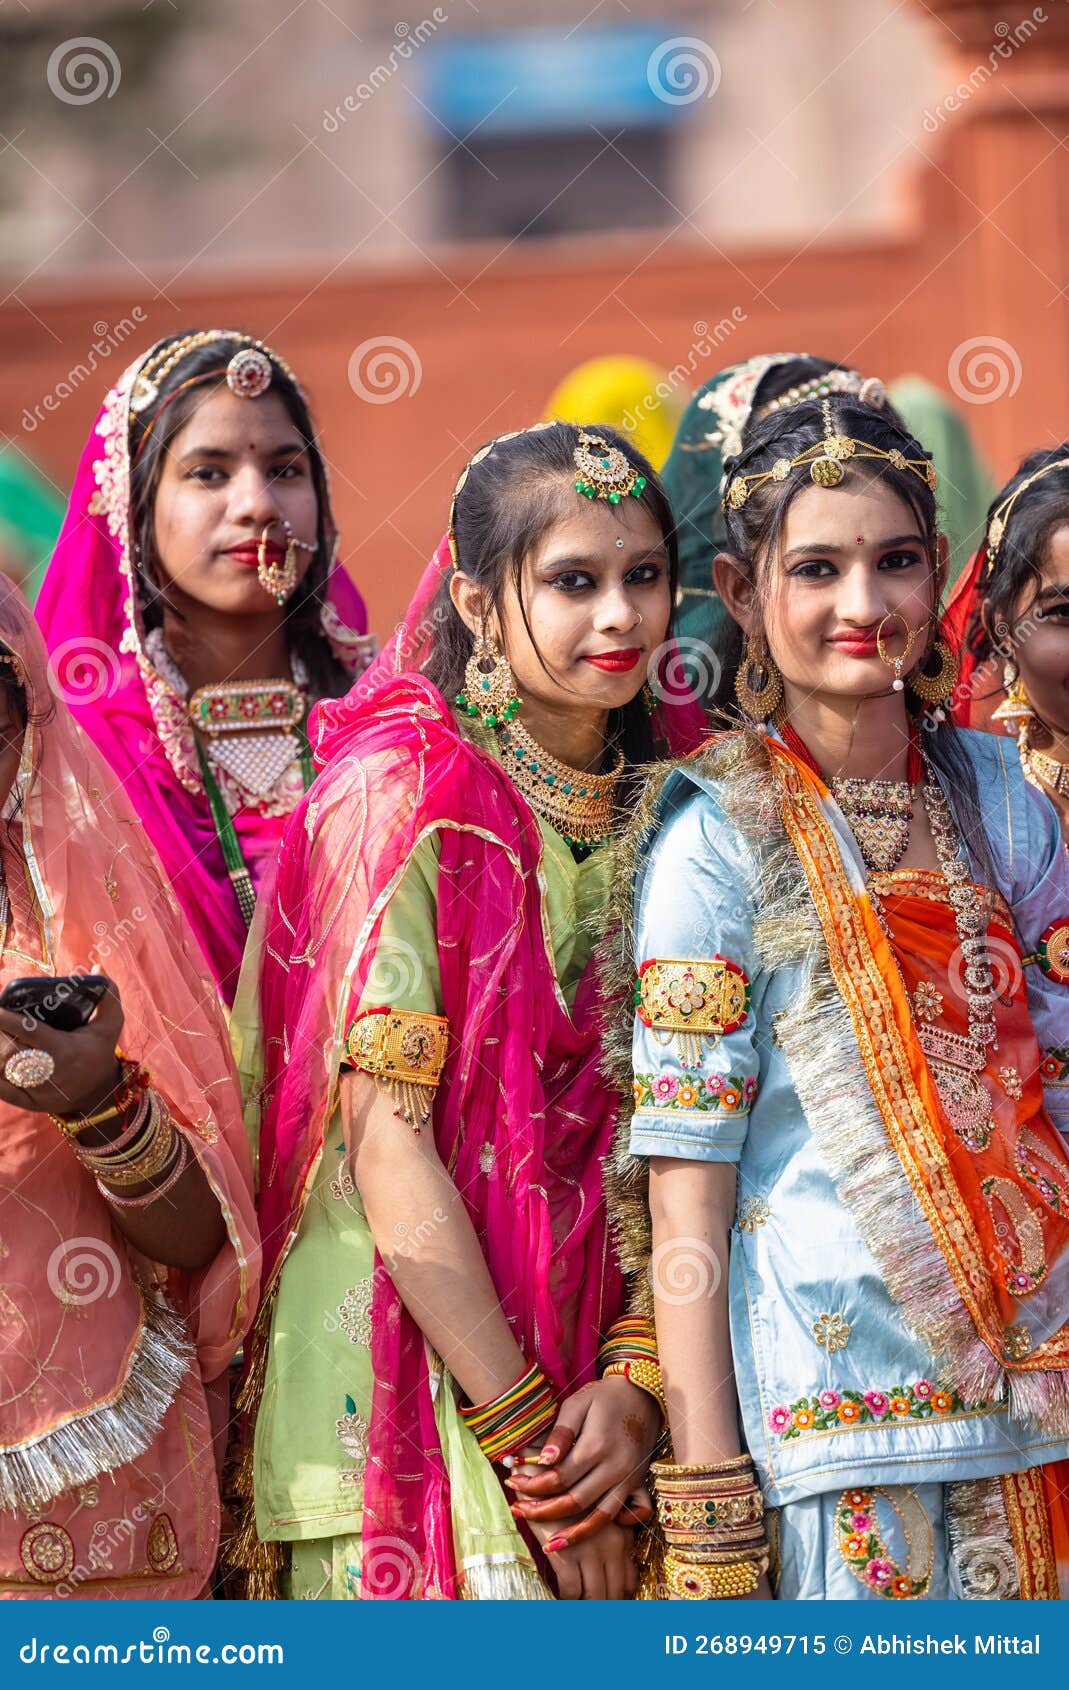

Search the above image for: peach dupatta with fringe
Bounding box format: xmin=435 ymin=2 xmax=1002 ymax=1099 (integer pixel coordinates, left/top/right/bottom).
xmin=0 ymin=577 xmax=259 ymax=1596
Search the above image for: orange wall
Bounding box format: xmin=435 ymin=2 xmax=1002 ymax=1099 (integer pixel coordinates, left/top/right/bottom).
xmin=3 ymin=87 xmax=1068 ymax=640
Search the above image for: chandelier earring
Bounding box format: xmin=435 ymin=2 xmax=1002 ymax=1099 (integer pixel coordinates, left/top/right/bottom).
xmin=456 ymin=633 xmax=521 ymax=728
xmin=908 ymin=636 xmax=959 ymax=705
xmin=734 ymin=630 xmax=783 ymax=720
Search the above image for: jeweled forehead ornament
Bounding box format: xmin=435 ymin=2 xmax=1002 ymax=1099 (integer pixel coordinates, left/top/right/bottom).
xmin=722 ymin=399 xmax=937 ymax=512
xmin=985 ymin=455 xmax=1069 ymax=562
xmin=129 ymin=331 xmax=300 ymax=415
xmin=573 ymin=429 xmax=647 ymax=505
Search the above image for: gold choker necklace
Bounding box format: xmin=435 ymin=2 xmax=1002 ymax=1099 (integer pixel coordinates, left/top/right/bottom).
xmin=1021 ymin=742 xmax=1069 ymax=798
xmin=188 ymin=678 xmax=307 ymax=799
xmin=497 ymin=719 xmax=624 ymax=849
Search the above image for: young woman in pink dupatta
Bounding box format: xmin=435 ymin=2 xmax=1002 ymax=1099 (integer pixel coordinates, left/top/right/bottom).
xmin=232 ymin=421 xmax=707 ymax=1600
xmin=36 ymin=332 xmax=375 ymax=1006
xmin=0 ymin=578 xmax=259 ymax=1598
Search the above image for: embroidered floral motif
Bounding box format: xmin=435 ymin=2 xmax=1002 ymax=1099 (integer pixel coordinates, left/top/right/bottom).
xmin=913 ymin=980 xmax=944 ymax=1022
xmin=1040 ymin=1049 xmax=1069 ymax=1085
xmin=20 ymin=1522 xmax=75 ymax=1583
xmin=835 ymin=1488 xmax=933 ymax=1599
xmin=982 ymin=1174 xmax=1048 ymax=1295
xmin=478 ymin=1143 xmax=496 ymax=1175
xmin=636 ymin=956 xmax=751 ymax=1066
xmin=145 ymin=1512 xmax=180 ymax=1573
xmin=811 ymin=1311 xmax=851 ymax=1353
xmin=337 ymin=1279 xmax=373 ymax=1347
xmin=1015 ymin=1127 xmax=1067 ymax=1213
xmin=337 ymin=1394 xmax=369 ymax=1489
xmin=1003 ymin=1323 xmax=1033 ymax=1360
xmin=767 ymin=1380 xmax=989 ymax=1439
xmin=633 ymin=1071 xmax=756 ymax=1113
xmin=737 ymin=1196 xmax=769 ymax=1233
xmin=998 ymin=1065 xmax=1023 ymax=1100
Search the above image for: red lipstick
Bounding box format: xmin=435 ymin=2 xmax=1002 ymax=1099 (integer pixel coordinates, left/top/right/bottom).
xmin=225 ymin=542 xmax=277 ymax=570
xmin=583 ymin=648 xmax=642 ymax=672
xmin=827 ymin=629 xmax=880 ymax=656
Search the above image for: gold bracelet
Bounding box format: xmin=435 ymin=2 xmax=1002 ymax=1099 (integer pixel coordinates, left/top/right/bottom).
xmin=602 ymin=1357 xmax=667 ymax=1418
xmin=663 ymin=1553 xmax=762 ymax=1600
xmin=652 ymin=1454 xmax=754 ymax=1479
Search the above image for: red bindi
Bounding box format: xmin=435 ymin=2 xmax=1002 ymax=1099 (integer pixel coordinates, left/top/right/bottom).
xmin=855 ymin=535 xmax=865 ymax=545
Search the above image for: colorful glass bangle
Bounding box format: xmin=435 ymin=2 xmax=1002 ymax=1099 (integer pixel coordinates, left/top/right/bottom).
xmin=459 ymin=1363 xmax=559 ymax=1464
xmin=51 ymin=1057 xmax=150 ymax=1136
xmin=596 ymin=1313 xmax=658 ymax=1370
xmin=97 ymin=1134 xmax=190 ymax=1209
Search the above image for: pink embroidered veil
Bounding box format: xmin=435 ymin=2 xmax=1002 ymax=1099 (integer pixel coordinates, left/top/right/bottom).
xmin=35 ymin=344 xmax=372 ymax=1003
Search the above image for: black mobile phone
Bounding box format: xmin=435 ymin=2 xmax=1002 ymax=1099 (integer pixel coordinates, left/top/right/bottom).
xmin=0 ymin=975 xmax=108 ymax=1032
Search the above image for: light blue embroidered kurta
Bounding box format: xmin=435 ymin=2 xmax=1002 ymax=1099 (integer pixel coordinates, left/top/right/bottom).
xmin=628 ymin=730 xmax=1069 ymax=1524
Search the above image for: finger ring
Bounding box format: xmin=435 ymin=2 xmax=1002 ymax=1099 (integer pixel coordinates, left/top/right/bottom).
xmin=4 ymin=1048 xmax=56 ymax=1089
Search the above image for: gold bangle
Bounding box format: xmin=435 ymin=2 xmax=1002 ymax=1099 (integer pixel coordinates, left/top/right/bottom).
xmin=602 ymin=1357 xmax=667 ymax=1417
xmin=652 ymin=1454 xmax=754 ymax=1479
xmin=663 ymin=1553 xmax=762 ymax=1599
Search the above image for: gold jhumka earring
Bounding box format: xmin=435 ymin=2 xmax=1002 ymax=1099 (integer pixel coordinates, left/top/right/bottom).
xmin=734 ymin=631 xmax=783 ymax=720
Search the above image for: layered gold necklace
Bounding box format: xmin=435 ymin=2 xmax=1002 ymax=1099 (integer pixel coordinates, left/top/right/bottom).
xmin=497 ymin=719 xmax=624 ymax=850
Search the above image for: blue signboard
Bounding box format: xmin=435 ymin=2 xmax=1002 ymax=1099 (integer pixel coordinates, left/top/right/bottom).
xmin=419 ymin=23 xmax=707 ymax=135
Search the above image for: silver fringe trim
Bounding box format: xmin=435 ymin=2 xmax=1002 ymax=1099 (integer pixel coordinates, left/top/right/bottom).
xmin=946 ymin=1477 xmax=1023 ymax=1600
xmin=459 ymin=1553 xmax=552 ymax=1600
xmin=0 ymin=1293 xmax=192 ymax=1515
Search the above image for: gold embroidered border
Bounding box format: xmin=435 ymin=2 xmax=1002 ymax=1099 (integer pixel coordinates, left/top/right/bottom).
xmin=1001 ymin=1467 xmax=1058 ymax=1599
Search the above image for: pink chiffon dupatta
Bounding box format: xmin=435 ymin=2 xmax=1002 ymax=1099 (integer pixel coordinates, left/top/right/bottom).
xmin=35 ymin=354 xmax=371 ymax=1003
xmin=253 ymin=538 xmax=706 ymax=1598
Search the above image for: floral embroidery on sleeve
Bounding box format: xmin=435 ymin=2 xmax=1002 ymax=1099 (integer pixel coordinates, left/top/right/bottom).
xmin=633 ymin=1070 xmax=757 ymax=1114
xmin=767 ymin=1380 xmax=995 ymax=1440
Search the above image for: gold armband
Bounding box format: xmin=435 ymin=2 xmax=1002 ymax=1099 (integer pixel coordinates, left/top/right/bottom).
xmin=344 ymin=1008 xmax=449 ymax=1130
xmin=636 ymin=957 xmax=751 ymax=1066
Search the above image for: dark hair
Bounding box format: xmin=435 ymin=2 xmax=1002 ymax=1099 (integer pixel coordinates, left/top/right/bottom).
xmin=964 ymin=444 xmax=1069 ymax=690
xmin=714 ymin=396 xmax=994 ymax=878
xmin=750 ymin=356 xmax=906 ymax=429
xmin=128 ymin=331 xmax=351 ymax=702
xmin=422 ymin=421 xmax=679 ymax=768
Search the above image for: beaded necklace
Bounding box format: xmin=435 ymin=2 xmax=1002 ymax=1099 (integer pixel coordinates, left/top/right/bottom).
xmin=497 ymin=719 xmax=624 ymax=850
xmin=776 ymin=712 xmax=922 ymax=874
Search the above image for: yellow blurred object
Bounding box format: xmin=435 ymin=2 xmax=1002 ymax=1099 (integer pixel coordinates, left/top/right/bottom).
xmin=543 ymin=356 xmax=682 ymax=470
